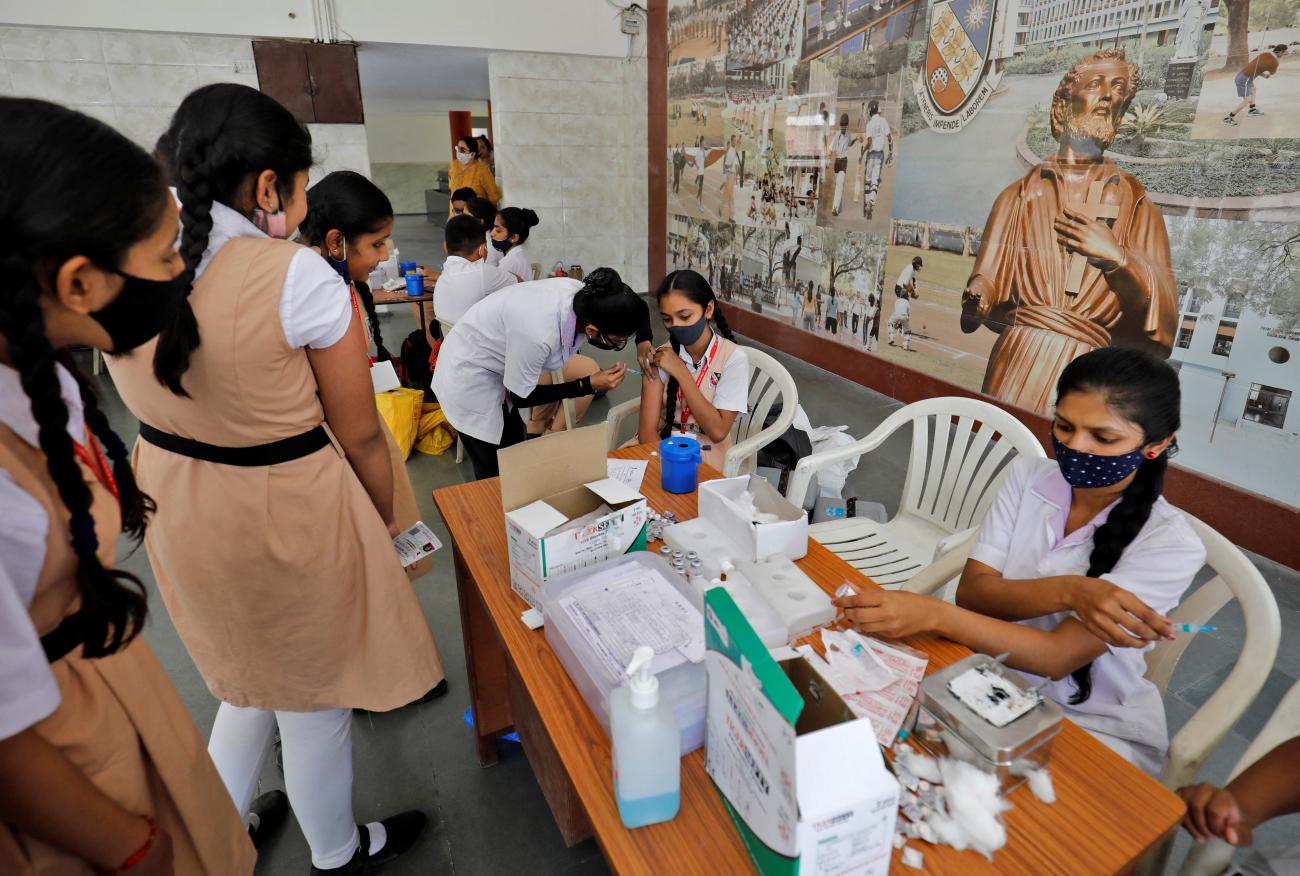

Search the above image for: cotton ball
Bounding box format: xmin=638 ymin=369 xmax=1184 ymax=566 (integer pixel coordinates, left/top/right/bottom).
xmin=1026 ymin=767 xmax=1055 ymax=804
xmin=895 ymin=747 xmax=943 ymax=785
xmin=926 ymin=811 xmax=973 ymax=852
xmin=938 ymin=758 xmax=1010 ymax=860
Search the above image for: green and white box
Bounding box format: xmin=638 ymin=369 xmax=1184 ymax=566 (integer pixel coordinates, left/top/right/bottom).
xmin=500 ymin=425 xmax=648 ymax=610
xmin=704 ymin=588 xmax=898 ymax=876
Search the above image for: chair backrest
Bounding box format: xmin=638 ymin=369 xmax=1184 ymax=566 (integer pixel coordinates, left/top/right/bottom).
xmin=723 ymin=346 xmax=798 ymax=477
xmin=1144 ymin=513 xmax=1280 ymax=789
xmin=890 ymin=397 xmax=1045 ymax=534
xmin=1133 ymin=513 xmax=1280 ymax=876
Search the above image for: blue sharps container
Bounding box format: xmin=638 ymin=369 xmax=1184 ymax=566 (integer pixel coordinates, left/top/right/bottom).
xmin=659 ymin=436 xmax=702 ymax=494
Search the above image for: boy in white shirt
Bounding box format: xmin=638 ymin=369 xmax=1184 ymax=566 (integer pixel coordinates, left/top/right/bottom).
xmin=433 ymin=214 xmax=518 ymax=326
xmin=861 ymin=100 xmax=892 ymax=219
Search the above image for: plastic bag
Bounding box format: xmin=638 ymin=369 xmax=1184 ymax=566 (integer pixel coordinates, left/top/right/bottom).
xmin=415 ymin=402 xmax=456 ymax=456
xmin=791 ymin=405 xmax=863 ymax=502
xmin=375 ymin=387 xmax=423 ymax=459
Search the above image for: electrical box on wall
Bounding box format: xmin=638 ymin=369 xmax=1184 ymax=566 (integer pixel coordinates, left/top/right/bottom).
xmin=620 ymin=12 xmax=643 ymax=35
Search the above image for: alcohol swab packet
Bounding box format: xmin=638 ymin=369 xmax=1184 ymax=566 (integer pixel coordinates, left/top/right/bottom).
xmin=393 ymin=521 xmax=442 ymax=567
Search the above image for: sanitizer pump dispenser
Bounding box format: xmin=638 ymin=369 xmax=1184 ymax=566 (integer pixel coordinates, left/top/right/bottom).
xmin=610 ymin=646 xmax=681 ymax=828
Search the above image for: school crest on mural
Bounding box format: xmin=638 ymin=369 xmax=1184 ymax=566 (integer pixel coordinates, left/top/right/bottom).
xmin=914 ymin=0 xmax=1005 ymax=132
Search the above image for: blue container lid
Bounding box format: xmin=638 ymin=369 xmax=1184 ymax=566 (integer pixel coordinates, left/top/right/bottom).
xmin=659 ymin=435 xmax=701 ymax=463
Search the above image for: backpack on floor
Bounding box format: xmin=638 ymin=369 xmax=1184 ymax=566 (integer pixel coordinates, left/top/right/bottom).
xmin=398 ymin=329 xmax=433 ymax=394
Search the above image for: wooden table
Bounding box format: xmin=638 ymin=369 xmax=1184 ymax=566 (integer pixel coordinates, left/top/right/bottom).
xmin=431 ymin=445 xmax=1185 ymax=875
xmin=373 ymin=274 xmax=439 ymax=338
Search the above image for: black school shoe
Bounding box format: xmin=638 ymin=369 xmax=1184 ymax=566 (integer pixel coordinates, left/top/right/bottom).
xmin=248 ymin=790 xmax=289 ymax=849
xmin=353 ymin=680 xmax=449 ymax=715
xmin=308 ymin=811 xmax=427 ymax=875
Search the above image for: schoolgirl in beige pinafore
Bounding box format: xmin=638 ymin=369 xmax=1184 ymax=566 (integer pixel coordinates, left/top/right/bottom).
xmin=107 ymin=236 xmax=442 ymax=712
xmin=0 ymin=424 xmax=254 ymax=875
xmin=351 ymin=284 xmax=432 ymax=581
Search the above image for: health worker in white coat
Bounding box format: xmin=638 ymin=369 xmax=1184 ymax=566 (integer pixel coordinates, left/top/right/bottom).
xmin=432 ymin=267 xmax=643 ymax=480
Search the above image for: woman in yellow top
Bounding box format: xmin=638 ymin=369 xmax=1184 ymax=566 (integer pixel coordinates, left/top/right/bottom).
xmin=447 ymin=135 xmax=500 ymax=214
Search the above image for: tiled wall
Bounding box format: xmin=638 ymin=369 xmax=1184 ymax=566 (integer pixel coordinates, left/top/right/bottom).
xmin=0 ymin=25 xmax=370 ymax=182
xmin=489 ymin=52 xmax=649 ymax=292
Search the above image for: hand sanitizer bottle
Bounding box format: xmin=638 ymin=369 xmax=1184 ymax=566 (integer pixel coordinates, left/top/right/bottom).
xmin=610 ymin=646 xmax=681 ymax=828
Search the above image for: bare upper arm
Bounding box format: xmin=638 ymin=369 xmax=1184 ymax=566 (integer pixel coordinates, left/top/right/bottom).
xmin=306 ymin=311 xmax=382 ymax=449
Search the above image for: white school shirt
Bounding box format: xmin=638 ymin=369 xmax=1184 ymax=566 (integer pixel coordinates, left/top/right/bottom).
xmin=723 ymin=146 xmax=739 ymax=174
xmin=432 ymin=277 xmax=585 ymax=443
xmin=656 ymin=339 xmax=750 ymax=415
xmin=0 ymin=362 xmax=85 ymax=740
xmin=865 ymin=114 xmax=891 ymax=152
xmin=498 ymin=244 xmax=532 ymax=282
xmin=830 ymin=129 xmax=855 ymax=160
xmin=968 ymin=456 xmax=1205 ymax=775
xmin=433 ymin=255 xmax=519 ymax=326
xmin=896 ymin=262 xmax=916 ymax=290
xmin=196 ymin=199 xmax=352 ymax=349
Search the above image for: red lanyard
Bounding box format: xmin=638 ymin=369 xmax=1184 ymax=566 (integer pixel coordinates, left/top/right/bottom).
xmin=350 ymin=287 xmax=375 ymax=366
xmin=71 ymin=427 xmax=118 ymax=502
xmin=678 ymin=334 xmax=720 ymax=432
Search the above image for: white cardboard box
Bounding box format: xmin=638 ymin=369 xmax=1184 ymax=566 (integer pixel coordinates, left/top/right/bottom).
xmin=698 ymin=474 xmax=809 ymax=562
xmin=704 ymin=588 xmax=898 ymax=876
xmin=499 ymin=425 xmax=649 ymax=609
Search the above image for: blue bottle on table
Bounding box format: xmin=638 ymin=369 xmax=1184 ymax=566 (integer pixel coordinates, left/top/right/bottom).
xmin=405 ymin=273 xmax=425 ymax=296
xmin=659 ymin=436 xmax=702 ymax=494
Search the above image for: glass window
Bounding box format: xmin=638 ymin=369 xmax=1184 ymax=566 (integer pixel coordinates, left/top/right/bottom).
xmin=1243 ymin=384 xmax=1291 ymax=429
xmin=1176 ymin=316 xmax=1196 ymax=349
xmin=1212 ymin=320 xmax=1236 ymax=356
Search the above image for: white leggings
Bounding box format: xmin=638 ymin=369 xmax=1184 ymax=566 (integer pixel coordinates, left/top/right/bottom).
xmin=208 ymin=702 xmax=361 ymax=869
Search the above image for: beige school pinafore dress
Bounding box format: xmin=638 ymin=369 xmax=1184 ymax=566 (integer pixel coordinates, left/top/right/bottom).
xmin=0 ymin=427 xmax=255 ymax=875
xmin=349 ymin=284 xmax=431 ymax=580
xmin=107 ymin=237 xmax=443 ymax=712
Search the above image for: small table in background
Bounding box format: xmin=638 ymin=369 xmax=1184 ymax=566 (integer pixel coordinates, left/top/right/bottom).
xmin=372 ymin=272 xmax=439 ymax=338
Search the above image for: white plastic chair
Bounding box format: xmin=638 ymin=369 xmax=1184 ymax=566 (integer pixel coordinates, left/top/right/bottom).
xmin=1134 ymin=514 xmax=1282 ymax=876
xmin=605 ymin=345 xmax=797 ymax=478
xmin=1177 ymin=677 xmax=1300 ymax=876
xmin=783 ymin=397 xmax=1044 ymax=591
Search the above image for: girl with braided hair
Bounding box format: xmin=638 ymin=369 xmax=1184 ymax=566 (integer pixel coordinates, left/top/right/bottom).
xmin=834 ymin=347 xmax=1205 ymax=776
xmin=0 ymin=97 xmax=254 ymax=875
xmin=635 ymin=269 xmax=749 ymax=472
xmin=106 ymin=84 xmax=439 ymax=874
xmin=301 ymin=171 xmax=448 ymax=592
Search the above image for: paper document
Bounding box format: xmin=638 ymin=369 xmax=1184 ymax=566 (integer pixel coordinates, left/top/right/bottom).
xmin=606 ymin=458 xmax=648 ymax=492
xmin=558 ymin=561 xmax=704 ymax=683
xmin=393 ymin=522 xmax=442 ymax=566
xmin=798 ymin=629 xmax=928 ymax=746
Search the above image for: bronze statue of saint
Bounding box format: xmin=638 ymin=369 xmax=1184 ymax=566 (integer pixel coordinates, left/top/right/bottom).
xmin=960 ymin=49 xmax=1177 ymax=416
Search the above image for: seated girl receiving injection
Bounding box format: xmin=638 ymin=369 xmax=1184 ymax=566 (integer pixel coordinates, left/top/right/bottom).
xmin=836 ymin=348 xmax=1206 ymax=776
xmin=635 ymin=270 xmax=749 ymax=472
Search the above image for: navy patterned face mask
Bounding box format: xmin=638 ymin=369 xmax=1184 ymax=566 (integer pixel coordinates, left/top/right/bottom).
xmin=1051 ymin=435 xmax=1145 ymax=488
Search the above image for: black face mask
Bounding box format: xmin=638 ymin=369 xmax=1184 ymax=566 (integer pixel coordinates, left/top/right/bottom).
xmin=92 ymin=269 xmax=187 ymax=354
xmin=491 ymin=238 xmax=513 ymax=254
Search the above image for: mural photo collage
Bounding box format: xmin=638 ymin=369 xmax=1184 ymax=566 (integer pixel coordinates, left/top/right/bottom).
xmin=666 ymin=0 xmax=1300 ymax=508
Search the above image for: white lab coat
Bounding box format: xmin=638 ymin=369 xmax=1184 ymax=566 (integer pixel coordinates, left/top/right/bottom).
xmin=431 ymin=277 xmax=585 ymax=444
xmin=968 ymin=456 xmax=1206 ymax=776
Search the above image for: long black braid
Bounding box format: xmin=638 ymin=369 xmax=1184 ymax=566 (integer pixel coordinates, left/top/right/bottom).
xmin=55 ymin=350 xmax=155 ymax=541
xmin=352 ymin=280 xmax=390 ymax=361
xmin=1054 ymin=347 xmax=1182 ymax=704
xmin=0 ymin=98 xmax=173 ymax=657
xmin=153 ymin=84 xmax=313 ymax=396
xmin=0 ymin=268 xmax=148 ymax=657
xmin=657 ymin=269 xmax=736 ymax=440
